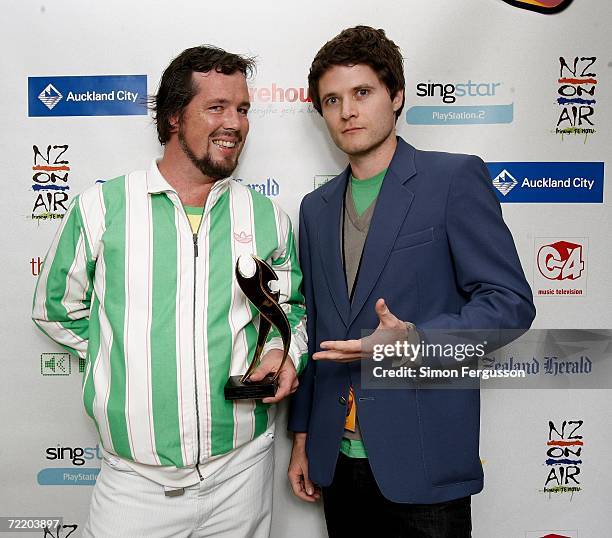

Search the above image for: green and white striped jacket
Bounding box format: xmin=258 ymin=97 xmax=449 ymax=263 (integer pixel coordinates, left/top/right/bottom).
xmin=33 ymin=161 xmax=307 ymax=468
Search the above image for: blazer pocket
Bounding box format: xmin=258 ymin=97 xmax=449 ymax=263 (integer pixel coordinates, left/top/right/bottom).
xmin=392 ymin=227 xmax=434 ymax=252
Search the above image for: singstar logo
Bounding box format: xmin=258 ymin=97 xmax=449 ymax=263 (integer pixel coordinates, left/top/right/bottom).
xmin=45 ymin=444 xmax=102 ymax=466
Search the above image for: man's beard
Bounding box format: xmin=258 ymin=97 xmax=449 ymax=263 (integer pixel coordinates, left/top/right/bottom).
xmin=178 ymin=127 xmax=241 ymax=180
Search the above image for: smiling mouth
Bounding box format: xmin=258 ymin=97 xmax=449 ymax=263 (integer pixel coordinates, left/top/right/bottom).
xmin=212 ymin=139 xmax=237 ymax=148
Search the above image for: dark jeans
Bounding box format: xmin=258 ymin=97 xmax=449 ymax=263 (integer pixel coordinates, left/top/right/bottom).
xmin=322 ymin=453 xmax=472 ymax=538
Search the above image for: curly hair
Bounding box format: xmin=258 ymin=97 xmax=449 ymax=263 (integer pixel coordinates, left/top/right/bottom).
xmin=308 ymin=26 xmax=405 ymax=121
xmin=151 ymin=46 xmax=256 ymax=145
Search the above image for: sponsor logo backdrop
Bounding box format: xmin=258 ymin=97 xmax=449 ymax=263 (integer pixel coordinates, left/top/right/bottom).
xmin=2 ymin=1 xmax=611 ymax=537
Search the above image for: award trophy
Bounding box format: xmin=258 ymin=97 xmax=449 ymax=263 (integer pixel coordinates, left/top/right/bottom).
xmin=224 ymin=255 xmax=291 ymax=400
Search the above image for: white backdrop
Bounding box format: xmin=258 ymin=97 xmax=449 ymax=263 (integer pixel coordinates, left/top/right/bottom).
xmin=2 ymin=0 xmax=611 ymax=536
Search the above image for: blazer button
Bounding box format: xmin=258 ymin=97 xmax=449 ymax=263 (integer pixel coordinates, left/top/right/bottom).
xmin=338 ymin=396 xmax=347 ymax=405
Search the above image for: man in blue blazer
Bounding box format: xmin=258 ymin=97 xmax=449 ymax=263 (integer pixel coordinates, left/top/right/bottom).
xmin=287 ymin=26 xmax=535 ymax=537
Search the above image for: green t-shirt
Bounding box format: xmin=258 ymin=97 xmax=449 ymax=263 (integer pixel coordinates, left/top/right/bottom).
xmin=350 ymin=168 xmax=387 ymax=216
xmin=184 ymin=205 xmax=204 ymax=234
xmin=340 ymin=168 xmax=387 ymax=459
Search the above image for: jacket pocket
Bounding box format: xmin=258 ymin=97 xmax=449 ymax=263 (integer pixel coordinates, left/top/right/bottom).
xmin=415 ymin=388 xmax=483 ymax=487
xmin=392 ymin=227 xmax=434 ymax=252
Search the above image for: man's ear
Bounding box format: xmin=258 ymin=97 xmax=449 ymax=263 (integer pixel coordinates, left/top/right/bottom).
xmin=169 ymin=113 xmax=180 ymax=134
xmin=392 ymin=89 xmax=404 ymax=112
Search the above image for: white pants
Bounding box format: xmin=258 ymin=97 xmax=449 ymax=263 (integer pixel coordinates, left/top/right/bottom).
xmin=83 ymin=432 xmax=274 ymax=538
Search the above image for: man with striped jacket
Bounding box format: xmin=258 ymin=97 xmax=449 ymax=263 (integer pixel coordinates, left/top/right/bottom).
xmin=32 ymin=46 xmax=307 ymax=538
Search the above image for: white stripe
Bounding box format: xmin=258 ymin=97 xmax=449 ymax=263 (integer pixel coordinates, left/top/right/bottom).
xmin=79 ymin=183 xmax=105 ymax=259
xmin=123 ymin=172 xmax=159 ymax=465
xmin=198 ymin=213 xmax=212 ymax=459
xmin=61 ymin=233 xmax=88 ymax=319
xmin=174 ymin=207 xmax=194 ymax=466
xmin=92 ymin=243 xmax=114 ymax=453
xmin=228 ymin=183 xmax=256 ymax=447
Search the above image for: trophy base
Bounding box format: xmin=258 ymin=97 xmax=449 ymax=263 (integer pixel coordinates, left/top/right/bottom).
xmin=224 ymin=374 xmax=278 ymax=400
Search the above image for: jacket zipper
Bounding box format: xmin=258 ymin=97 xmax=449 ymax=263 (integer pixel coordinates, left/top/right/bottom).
xmin=192 ymin=228 xmax=203 ymax=481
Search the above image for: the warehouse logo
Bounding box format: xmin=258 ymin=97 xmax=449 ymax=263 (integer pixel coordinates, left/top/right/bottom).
xmin=555 ymin=57 xmax=597 ymax=140
xmin=248 ymin=84 xmax=310 ymax=103
xmin=38 ymin=83 xmax=63 ymax=110
xmin=491 ymin=169 xmax=518 ymax=196
xmin=406 ymin=79 xmax=513 ymax=125
xmin=501 ymin=0 xmax=573 ymax=14
xmin=542 ymin=420 xmax=583 ymax=497
xmin=247 ymin=83 xmax=315 ymax=118
xmin=30 ymin=256 xmax=43 ymax=276
xmin=31 ymin=144 xmax=71 ymax=221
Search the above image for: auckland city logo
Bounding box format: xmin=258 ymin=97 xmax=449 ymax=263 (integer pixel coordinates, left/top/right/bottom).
xmin=28 ymin=75 xmax=147 ymax=117
xmin=487 ymin=162 xmax=604 ymax=203
xmin=491 ymin=169 xmax=518 ymax=196
xmin=38 ymin=83 xmax=63 ymax=110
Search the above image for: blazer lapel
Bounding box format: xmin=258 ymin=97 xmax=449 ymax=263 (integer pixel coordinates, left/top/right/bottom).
xmin=348 ymin=139 xmax=417 ymax=328
xmin=317 ymin=169 xmax=351 ymax=327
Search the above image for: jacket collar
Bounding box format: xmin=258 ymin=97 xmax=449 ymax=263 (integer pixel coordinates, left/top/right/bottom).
xmin=146 ymin=158 xmax=232 ymax=197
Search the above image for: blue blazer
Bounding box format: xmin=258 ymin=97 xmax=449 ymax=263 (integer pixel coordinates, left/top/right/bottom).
xmin=288 ymin=137 xmax=535 ymax=503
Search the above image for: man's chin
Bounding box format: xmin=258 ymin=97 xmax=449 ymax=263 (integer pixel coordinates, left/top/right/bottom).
xmin=202 ymin=158 xmax=239 ymax=180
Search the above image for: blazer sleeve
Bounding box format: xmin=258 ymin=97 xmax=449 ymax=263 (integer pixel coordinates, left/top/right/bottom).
xmin=417 ymin=155 xmax=536 ymax=335
xmin=287 ymin=199 xmax=317 ymax=432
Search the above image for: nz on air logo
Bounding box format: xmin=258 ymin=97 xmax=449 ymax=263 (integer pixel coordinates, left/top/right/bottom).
xmin=534 ymin=239 xmax=587 ymax=297
xmin=31 ymin=144 xmax=71 ymax=221
xmin=555 ymin=56 xmax=597 ymax=141
xmin=541 ymin=420 xmax=584 ymax=497
xmin=38 ymin=83 xmax=63 ymax=110
xmin=406 ymin=78 xmax=513 ymax=125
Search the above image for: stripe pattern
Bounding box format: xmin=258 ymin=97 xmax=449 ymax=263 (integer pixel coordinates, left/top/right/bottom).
xmin=33 ymin=163 xmax=307 ymax=466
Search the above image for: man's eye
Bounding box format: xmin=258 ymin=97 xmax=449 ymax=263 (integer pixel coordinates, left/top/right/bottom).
xmin=356 ymin=89 xmax=369 ymax=97
xmin=238 ymin=108 xmax=249 ymax=116
xmin=325 ymin=97 xmax=338 ymax=105
xmin=209 ymin=105 xmax=223 ymax=111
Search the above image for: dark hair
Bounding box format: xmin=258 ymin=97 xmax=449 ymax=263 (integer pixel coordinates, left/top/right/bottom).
xmin=151 ymin=45 xmax=256 ymax=144
xmin=308 ymin=26 xmax=405 ymax=121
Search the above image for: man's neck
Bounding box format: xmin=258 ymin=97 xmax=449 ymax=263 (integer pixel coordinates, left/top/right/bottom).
xmin=158 ymin=143 xmax=221 ymax=206
xmin=349 ymin=131 xmax=397 ymax=180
